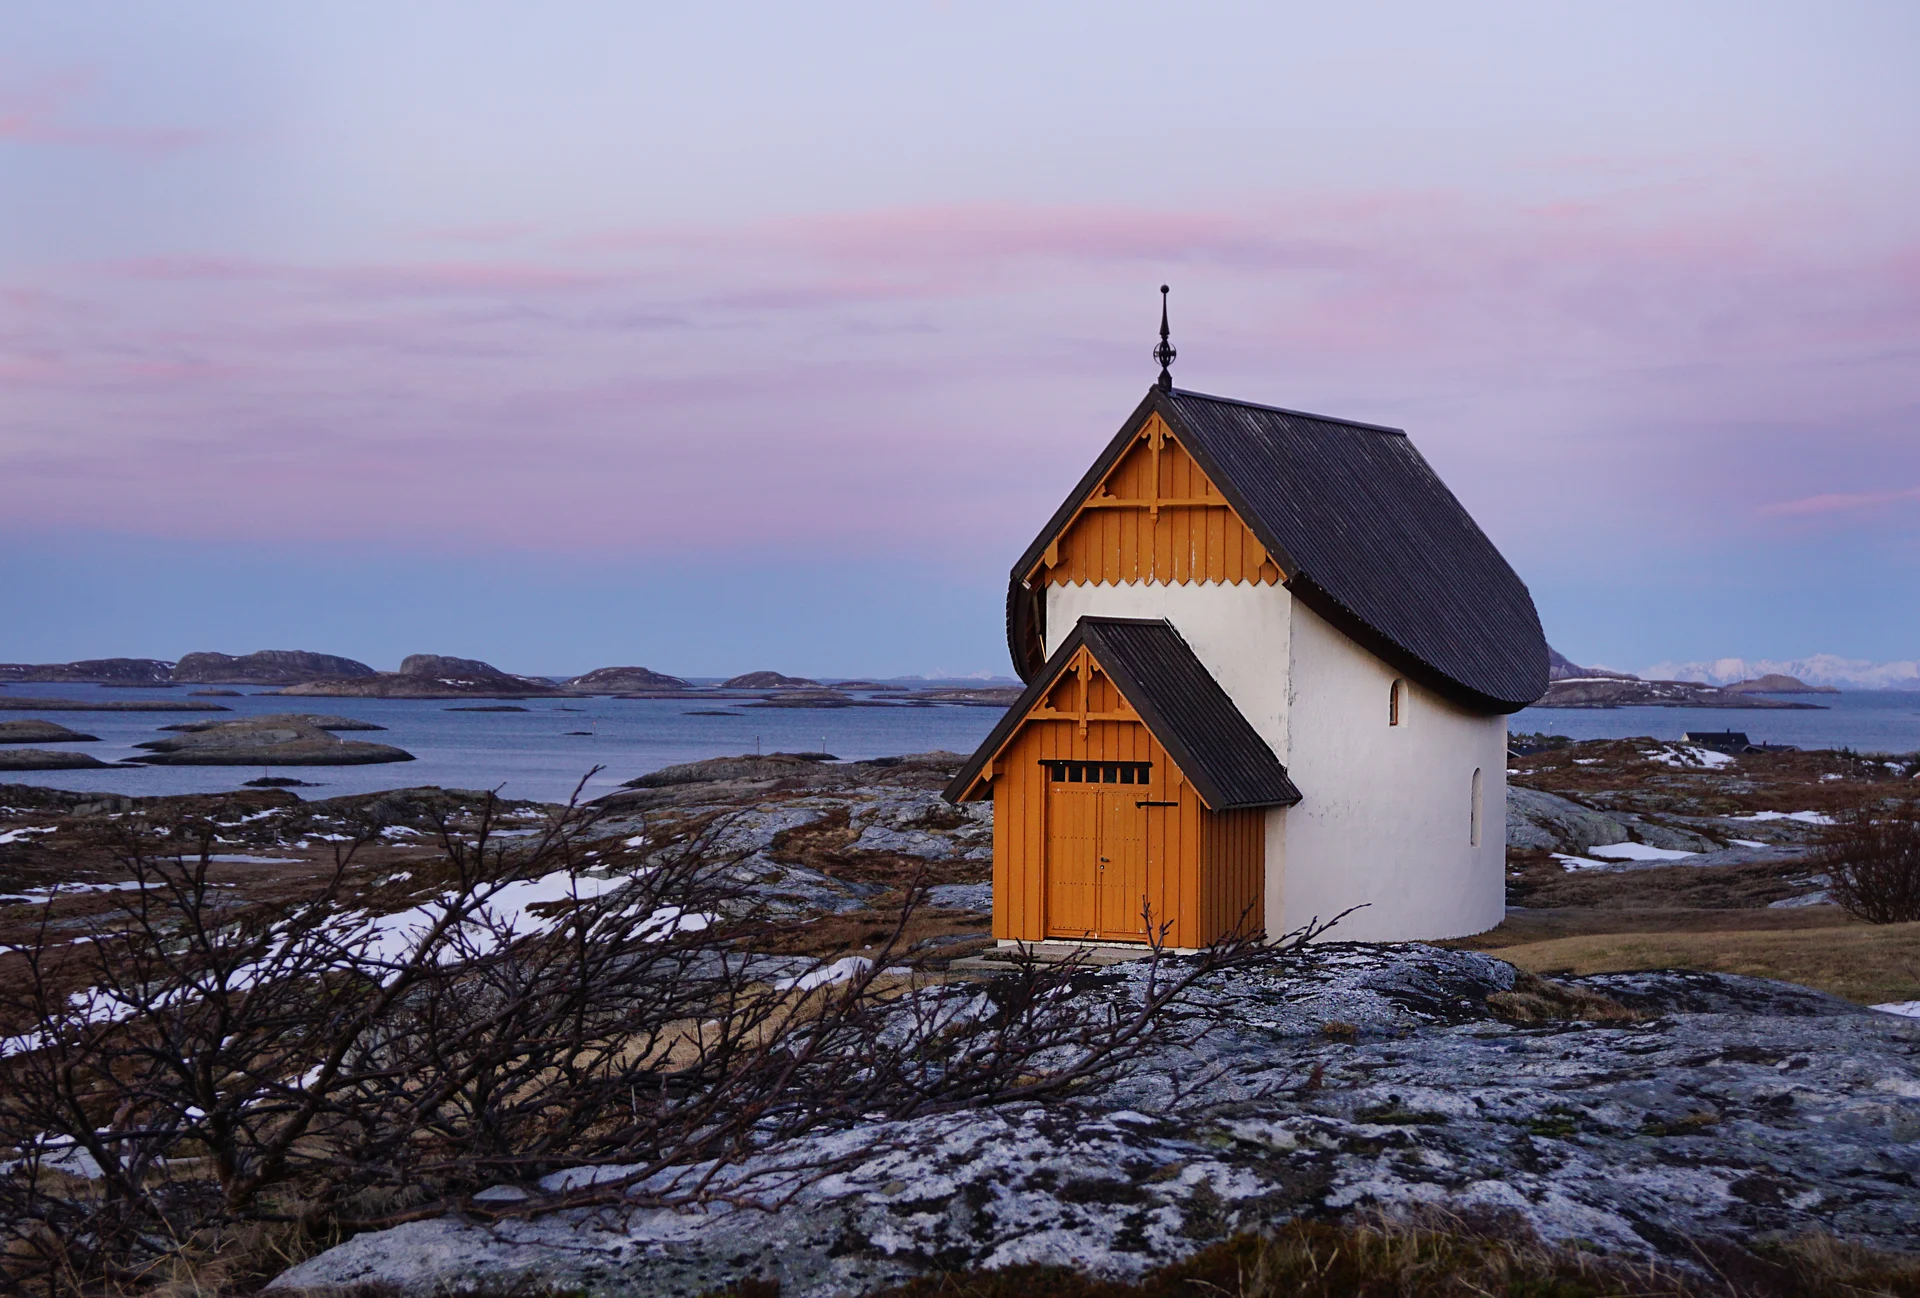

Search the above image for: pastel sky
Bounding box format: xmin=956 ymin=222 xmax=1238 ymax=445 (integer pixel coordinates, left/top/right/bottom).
xmin=4 ymin=2 xmax=1918 ymax=677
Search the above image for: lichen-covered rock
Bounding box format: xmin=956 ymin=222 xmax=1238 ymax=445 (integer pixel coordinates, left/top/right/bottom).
xmin=1506 ymin=786 xmax=1633 ymax=852
xmin=271 ymin=946 xmax=1920 ymax=1297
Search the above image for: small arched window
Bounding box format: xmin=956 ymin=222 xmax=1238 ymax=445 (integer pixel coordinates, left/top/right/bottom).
xmin=1470 ymin=767 xmax=1484 ymax=847
xmin=1389 ymin=679 xmax=1404 ymax=726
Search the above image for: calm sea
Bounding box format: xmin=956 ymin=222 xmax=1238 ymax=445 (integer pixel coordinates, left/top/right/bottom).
xmin=0 ymin=683 xmax=1005 ymax=805
xmin=1511 ymin=690 xmax=1920 ymax=755
xmin=5 ymin=684 xmax=1916 ymax=806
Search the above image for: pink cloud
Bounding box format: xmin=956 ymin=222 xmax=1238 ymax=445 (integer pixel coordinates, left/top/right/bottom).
xmin=3 ymin=190 xmax=1917 ymax=561
xmin=1762 ymin=487 xmax=1920 ymax=518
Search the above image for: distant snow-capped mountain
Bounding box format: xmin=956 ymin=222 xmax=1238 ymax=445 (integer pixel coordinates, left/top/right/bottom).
xmin=1638 ymin=655 xmax=1920 ymax=691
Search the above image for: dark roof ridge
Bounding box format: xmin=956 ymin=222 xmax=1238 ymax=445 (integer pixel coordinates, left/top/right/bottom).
xmin=1169 ymin=387 xmax=1407 ymax=436
xmin=947 ymin=616 xmax=1302 ymax=811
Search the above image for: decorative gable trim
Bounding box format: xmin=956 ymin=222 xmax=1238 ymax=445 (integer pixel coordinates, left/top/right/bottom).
xmin=948 ymin=616 xmax=1302 ymax=811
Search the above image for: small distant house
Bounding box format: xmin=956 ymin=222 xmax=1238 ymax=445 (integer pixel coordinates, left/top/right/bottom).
xmin=945 ymin=312 xmax=1548 ymax=946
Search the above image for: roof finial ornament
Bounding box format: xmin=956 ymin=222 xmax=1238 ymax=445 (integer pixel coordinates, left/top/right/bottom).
xmin=1153 ymin=284 xmax=1177 ymax=391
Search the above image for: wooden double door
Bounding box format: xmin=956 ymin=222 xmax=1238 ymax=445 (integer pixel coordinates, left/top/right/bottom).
xmin=1045 ymin=786 xmax=1150 ymax=941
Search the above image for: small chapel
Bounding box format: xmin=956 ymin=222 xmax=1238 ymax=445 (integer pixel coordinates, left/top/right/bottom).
xmin=944 ymin=290 xmax=1549 ymax=946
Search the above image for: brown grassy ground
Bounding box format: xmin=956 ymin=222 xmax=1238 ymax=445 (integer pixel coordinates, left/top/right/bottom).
xmin=1443 ymin=738 xmax=1920 ymax=1006
xmin=1485 ymin=920 xmax=1920 ymax=1006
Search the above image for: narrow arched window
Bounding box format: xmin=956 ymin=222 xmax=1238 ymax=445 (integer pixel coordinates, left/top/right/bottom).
xmin=1389 ymin=679 xmax=1404 ymax=726
xmin=1470 ymin=767 xmax=1484 ymax=847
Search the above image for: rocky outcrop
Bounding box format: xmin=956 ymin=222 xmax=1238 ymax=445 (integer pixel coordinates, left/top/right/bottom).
xmin=0 ymin=749 xmax=112 ymax=770
xmin=172 ymin=650 xmax=377 ymax=684
xmin=158 ymin=713 xmax=386 ymax=734
xmin=277 ymin=653 xmax=568 ymax=699
xmin=1504 ymin=786 xmax=1633 ymax=853
xmin=722 ymin=671 xmax=819 ymax=689
xmin=569 ymin=666 xmax=692 ymax=692
xmin=1725 ymin=673 xmax=1841 ymax=695
xmin=131 ymin=716 xmax=414 ymax=766
xmin=1534 ymin=677 xmax=1824 ymax=709
xmin=398 ymin=654 xmax=514 ymax=681
xmin=0 ymin=721 xmax=100 ymax=745
xmin=0 ymin=658 xmax=173 ymax=685
xmin=269 ymin=946 xmax=1920 ymax=1296
xmin=1547 ymin=646 xmax=1636 ymax=682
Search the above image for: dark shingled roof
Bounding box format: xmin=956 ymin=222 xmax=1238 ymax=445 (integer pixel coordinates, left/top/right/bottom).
xmin=1008 ymin=387 xmax=1550 ymax=714
xmin=946 ymin=617 xmax=1302 ymax=811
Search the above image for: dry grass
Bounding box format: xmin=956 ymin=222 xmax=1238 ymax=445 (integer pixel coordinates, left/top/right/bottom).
xmin=1464 ymin=904 xmax=1861 ymax=948
xmin=1482 ymin=920 xmax=1920 ymax=1006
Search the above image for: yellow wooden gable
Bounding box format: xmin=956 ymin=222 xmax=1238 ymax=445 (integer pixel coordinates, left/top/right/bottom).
xmin=1025 ymin=413 xmax=1283 ymax=588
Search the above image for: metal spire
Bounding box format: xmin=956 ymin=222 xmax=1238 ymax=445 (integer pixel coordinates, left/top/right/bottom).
xmin=1153 ymin=284 xmax=1177 ymax=391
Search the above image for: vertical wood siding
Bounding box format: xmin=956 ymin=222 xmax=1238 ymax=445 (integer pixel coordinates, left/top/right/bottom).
xmin=984 ymin=642 xmax=1268 ymax=948
xmin=1034 ymin=414 xmax=1282 ymax=588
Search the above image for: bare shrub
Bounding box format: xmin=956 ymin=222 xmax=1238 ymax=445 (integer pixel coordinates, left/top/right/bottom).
xmin=0 ymin=774 xmax=1311 ymax=1291
xmin=1814 ymin=797 xmax=1920 ymax=924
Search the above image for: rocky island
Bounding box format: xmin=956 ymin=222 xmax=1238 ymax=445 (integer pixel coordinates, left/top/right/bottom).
xmin=274 ymin=654 xmax=569 ymax=699
xmin=0 ymin=649 xmax=377 ymax=687
xmin=172 ymin=649 xmax=377 ymax=684
xmin=1537 ymin=649 xmax=1829 ymax=709
xmin=130 ymin=714 xmax=414 ymax=765
xmin=566 ymin=665 xmax=692 ymax=692
xmin=0 ymin=657 xmax=173 ymax=686
xmin=0 ymin=721 xmax=100 ymax=744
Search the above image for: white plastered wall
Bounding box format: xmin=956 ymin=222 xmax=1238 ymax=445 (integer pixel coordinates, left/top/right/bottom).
xmin=1043 ymin=581 xmax=1293 ymax=757
xmin=1275 ymin=601 xmax=1507 ymax=942
xmin=1041 ymin=580 xmax=1506 ymax=944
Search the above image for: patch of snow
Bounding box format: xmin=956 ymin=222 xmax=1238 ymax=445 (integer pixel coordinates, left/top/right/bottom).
xmin=1820 ymin=774 xmax=1843 ymax=782
xmin=1733 ymin=811 xmax=1835 ymax=825
xmin=207 ymin=854 xmax=300 ymax=865
xmin=0 ymin=827 xmax=57 ymax=845
xmin=1730 ymin=839 xmax=1770 ymax=848
xmin=217 ymin=810 xmax=282 ymax=826
xmin=0 ymin=1135 xmax=102 ymax=1180
xmin=775 ymin=956 xmax=873 ymax=992
xmin=1586 ymin=842 xmax=1699 ymax=863
xmin=352 ymin=870 xmax=633 ymax=970
xmin=1768 ymin=891 xmax=1832 ymax=908
xmin=1641 ymin=746 xmax=1735 ymax=769
xmin=1871 ymin=1001 xmax=1920 ymax=1018
xmin=0 ymin=880 xmax=150 ymax=904
xmin=1573 ymin=758 xmax=1603 ymax=765
xmin=1551 ymin=853 xmax=1613 ymax=871
xmin=623 ymin=835 xmax=646 ymax=848
xmin=636 ymin=905 xmax=715 ymax=942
